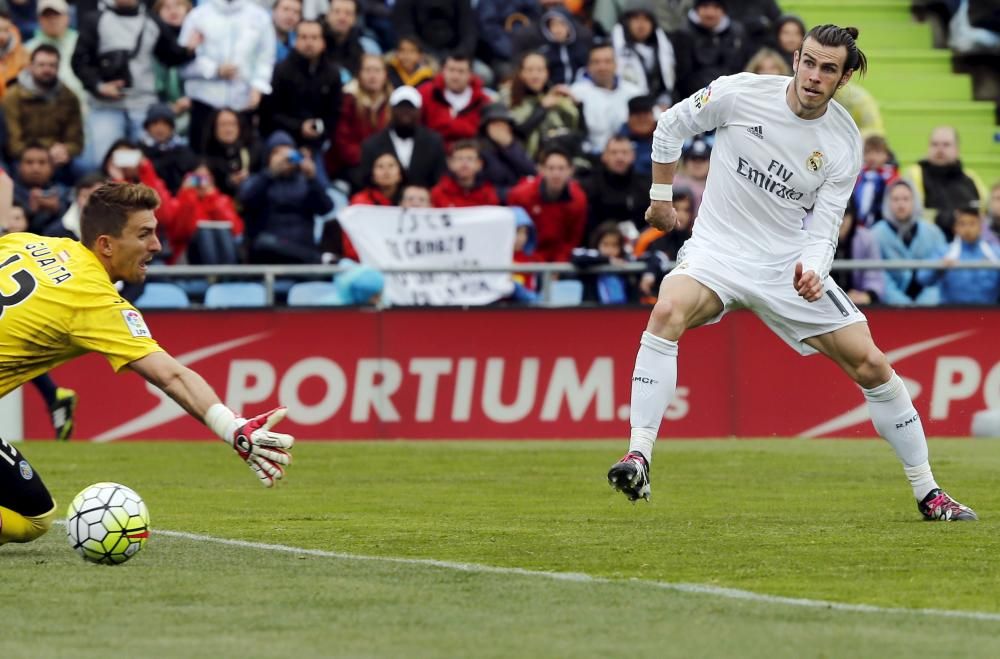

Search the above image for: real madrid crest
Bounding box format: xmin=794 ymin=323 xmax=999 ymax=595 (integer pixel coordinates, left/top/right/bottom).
xmin=806 ymin=150 xmax=824 ymax=172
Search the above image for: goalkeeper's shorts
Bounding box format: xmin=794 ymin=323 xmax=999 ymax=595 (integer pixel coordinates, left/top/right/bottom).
xmin=0 ymin=436 xmax=54 ymax=516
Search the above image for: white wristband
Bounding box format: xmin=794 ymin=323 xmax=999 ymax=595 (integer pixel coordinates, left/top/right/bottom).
xmin=649 ymin=183 xmax=673 ymax=201
xmin=205 ymin=403 xmax=239 ymax=442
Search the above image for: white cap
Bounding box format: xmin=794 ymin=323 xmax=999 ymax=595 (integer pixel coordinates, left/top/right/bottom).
xmin=38 ymin=0 xmax=70 ymax=14
xmin=389 ymin=86 xmax=422 ymax=109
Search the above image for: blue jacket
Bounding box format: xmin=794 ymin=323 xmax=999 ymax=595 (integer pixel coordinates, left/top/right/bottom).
xmin=918 ymin=239 xmax=1000 ymax=304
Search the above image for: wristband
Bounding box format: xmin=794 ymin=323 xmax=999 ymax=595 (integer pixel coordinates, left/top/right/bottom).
xmin=649 ymin=183 xmax=673 ymax=201
xmin=205 ymin=403 xmax=239 ymax=441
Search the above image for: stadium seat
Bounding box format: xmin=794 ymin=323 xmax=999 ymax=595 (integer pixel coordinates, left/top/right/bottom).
xmin=133 ymin=282 xmax=190 ymax=309
xmin=548 ymin=280 xmax=584 ymax=306
xmin=287 ymin=281 xmax=340 ymax=306
xmin=204 ymin=282 xmax=268 ymax=308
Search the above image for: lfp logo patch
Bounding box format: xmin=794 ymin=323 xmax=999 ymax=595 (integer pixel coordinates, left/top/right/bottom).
xmin=694 ymin=85 xmax=712 ymax=110
xmin=19 ymin=460 xmax=33 ymax=480
xmin=121 ymin=309 xmax=152 ymax=338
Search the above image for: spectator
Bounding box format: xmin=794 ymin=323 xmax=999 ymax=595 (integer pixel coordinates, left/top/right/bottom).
xmin=506 ymin=145 xmax=586 ymax=263
xmin=239 ymin=130 xmax=333 ymax=263
xmin=262 ymin=20 xmax=342 ymax=154
xmin=0 ymin=8 xmax=29 ymax=100
xmin=152 ymin=0 xmax=193 ymax=138
xmin=617 ymin=94 xmax=655 ymax=175
xmin=904 ymin=125 xmax=988 ymax=222
xmin=140 ymin=102 xmax=198 ymax=193
xmin=273 ymin=0 xmax=302 ymax=63
xmin=852 ymin=134 xmax=898 ymax=227
xmin=833 ymin=82 xmax=884 ymax=139
xmin=511 ymin=206 xmax=542 ymax=299
xmin=419 ymin=52 xmax=490 ymax=147
xmin=401 ymin=184 xmax=431 ymax=208
xmin=203 ymin=107 xmax=260 ymax=198
xmin=2 ymin=200 xmax=28 ymax=234
xmin=571 ymin=42 xmax=643 ymax=156
xmin=571 ymin=221 xmax=636 ymax=304
xmin=478 ymin=102 xmax=535 ymax=203
xmin=513 ymin=5 xmax=592 ymax=86
xmin=360 ymin=0 xmax=395 ymax=53
xmin=918 ymin=202 xmax=1000 ymax=304
xmin=744 ymin=47 xmax=791 ymax=76
xmin=830 ymin=199 xmax=885 ymax=306
xmin=72 ymin=0 xmax=196 ymax=168
xmin=360 ymin=85 xmax=447 ymax=189
xmin=771 ymin=14 xmax=804 ymax=67
xmin=871 ymin=179 xmax=947 ymax=306
xmin=725 ymin=0 xmax=782 ymax=54
xmin=582 ymin=134 xmax=649 ymax=238
xmin=180 ymin=0 xmax=275 ymax=155
xmin=475 ymin=0 xmax=539 ymax=76
xmin=672 ymin=136 xmax=710 ymax=216
xmin=385 ymin=34 xmax=435 ymax=89
xmin=392 ymin=0 xmax=477 ymax=63
xmin=328 ymin=52 xmax=391 ymax=182
xmin=610 ymin=0 xmax=678 ymax=107
xmin=43 ymin=170 xmax=103 ymax=238
xmin=986 ymin=181 xmax=1000 ymax=245
xmin=102 ymin=140 xmax=181 ymax=235
xmin=323 ymin=0 xmax=367 ymax=76
xmin=24 ymin=0 xmax=83 ymax=105
xmin=676 ymin=0 xmax=753 ymax=98
xmin=3 ymin=44 xmax=83 ymax=177
xmin=502 ymin=51 xmax=581 ymax=160
xmin=13 ymin=142 xmax=67 ymax=232
xmin=431 ymin=139 xmax=499 ymax=207
xmin=595 ymin=0 xmax=695 ymax=35
xmin=351 ymin=150 xmax=404 ymax=206
xmin=330 ymin=261 xmax=385 ymax=305
xmin=167 ymin=163 xmax=245 ymax=263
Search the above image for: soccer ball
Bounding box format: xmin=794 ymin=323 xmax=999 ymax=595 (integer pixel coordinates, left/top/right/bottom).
xmin=66 ymin=482 xmax=150 ymax=565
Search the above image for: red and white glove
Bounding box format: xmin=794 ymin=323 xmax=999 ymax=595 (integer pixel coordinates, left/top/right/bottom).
xmin=206 ymin=405 xmax=294 ymax=487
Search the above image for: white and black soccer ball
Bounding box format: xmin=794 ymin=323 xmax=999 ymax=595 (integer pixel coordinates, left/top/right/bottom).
xmin=66 ymin=482 xmax=150 ymax=565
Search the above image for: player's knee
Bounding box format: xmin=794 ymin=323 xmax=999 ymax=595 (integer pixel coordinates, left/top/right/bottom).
xmin=648 ymin=299 xmax=686 ymax=338
xmin=853 ymin=348 xmax=891 ymax=388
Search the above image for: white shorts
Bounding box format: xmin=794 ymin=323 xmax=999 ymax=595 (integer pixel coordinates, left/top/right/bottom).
xmin=667 ymin=243 xmax=867 ymax=355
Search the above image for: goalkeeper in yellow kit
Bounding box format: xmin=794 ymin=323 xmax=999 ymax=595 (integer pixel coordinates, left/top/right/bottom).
xmin=0 ymin=182 xmax=294 ymax=547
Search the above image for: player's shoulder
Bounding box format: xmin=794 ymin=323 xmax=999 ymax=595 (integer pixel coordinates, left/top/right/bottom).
xmin=824 ymin=99 xmax=863 ymax=164
xmin=710 ymin=72 xmax=786 ymax=95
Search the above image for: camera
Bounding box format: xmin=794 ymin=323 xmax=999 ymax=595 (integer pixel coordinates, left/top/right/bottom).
xmin=286 ymin=150 xmax=304 ymax=165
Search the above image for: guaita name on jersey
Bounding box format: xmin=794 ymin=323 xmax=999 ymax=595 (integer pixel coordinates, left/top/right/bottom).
xmin=24 ymin=242 xmax=73 ymax=285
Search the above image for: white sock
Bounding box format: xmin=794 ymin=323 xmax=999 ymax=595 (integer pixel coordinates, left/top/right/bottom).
xmin=628 ymin=331 xmax=678 ymax=463
xmin=863 ymin=372 xmax=938 ymax=500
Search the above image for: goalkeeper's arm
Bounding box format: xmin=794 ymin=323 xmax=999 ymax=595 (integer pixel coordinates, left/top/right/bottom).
xmin=128 ymin=352 xmax=294 ymax=486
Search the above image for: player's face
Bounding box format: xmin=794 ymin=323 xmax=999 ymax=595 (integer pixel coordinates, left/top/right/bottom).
xmin=790 ymin=39 xmax=852 ymax=118
xmin=109 ymin=211 xmax=161 ymax=284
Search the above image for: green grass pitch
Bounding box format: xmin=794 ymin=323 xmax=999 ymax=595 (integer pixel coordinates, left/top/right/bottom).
xmin=7 ymin=439 xmax=1000 ymax=658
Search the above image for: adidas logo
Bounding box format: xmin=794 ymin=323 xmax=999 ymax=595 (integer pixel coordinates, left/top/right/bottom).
xmin=747 ymin=125 xmax=764 ymax=140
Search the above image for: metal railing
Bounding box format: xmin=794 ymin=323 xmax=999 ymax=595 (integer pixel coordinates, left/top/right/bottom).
xmin=145 ymin=260 xmax=1000 ymax=307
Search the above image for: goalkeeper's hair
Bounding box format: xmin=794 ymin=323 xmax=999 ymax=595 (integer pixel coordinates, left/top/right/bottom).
xmin=81 ymin=182 xmax=161 ymax=248
xmin=801 ymin=24 xmax=868 ymax=77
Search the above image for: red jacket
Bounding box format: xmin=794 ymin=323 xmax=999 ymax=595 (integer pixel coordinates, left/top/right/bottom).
xmin=506 ymin=176 xmax=587 ymax=263
xmin=326 ymin=91 xmax=390 ymax=176
xmin=165 ymin=187 xmax=244 ymax=264
xmin=430 ymin=174 xmax=499 ymax=208
xmin=341 ymin=188 xmax=396 ymax=259
xmin=419 ymin=74 xmax=491 ymax=145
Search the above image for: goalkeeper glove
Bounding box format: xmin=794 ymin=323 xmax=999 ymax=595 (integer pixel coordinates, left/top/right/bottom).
xmin=206 ymin=404 xmax=294 ymax=487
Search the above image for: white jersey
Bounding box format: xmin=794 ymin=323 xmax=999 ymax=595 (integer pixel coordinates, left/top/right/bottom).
xmin=652 ymin=73 xmax=862 ymax=279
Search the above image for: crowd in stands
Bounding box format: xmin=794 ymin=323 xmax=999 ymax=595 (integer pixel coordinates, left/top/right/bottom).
xmin=0 ymin=0 xmax=997 ymax=306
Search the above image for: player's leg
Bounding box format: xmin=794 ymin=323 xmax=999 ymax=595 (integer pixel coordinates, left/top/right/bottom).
xmin=0 ymin=437 xmax=57 ymax=545
xmin=609 ymin=274 xmax=725 ymax=501
xmin=31 ymin=374 xmax=78 ymax=441
xmin=804 ymin=323 xmax=976 ymax=520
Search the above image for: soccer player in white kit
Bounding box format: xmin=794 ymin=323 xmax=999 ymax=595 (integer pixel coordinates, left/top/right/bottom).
xmin=607 ymin=25 xmax=976 ymax=521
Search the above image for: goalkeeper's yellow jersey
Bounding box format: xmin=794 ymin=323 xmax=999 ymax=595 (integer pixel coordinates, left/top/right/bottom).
xmin=0 ymin=233 xmax=162 ymax=397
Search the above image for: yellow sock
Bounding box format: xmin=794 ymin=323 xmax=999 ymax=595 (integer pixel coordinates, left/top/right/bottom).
xmin=0 ymin=504 xmax=56 ymax=545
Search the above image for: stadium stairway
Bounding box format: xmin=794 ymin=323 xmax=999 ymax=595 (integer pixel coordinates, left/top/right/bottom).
xmin=781 ymin=0 xmax=1000 ymax=186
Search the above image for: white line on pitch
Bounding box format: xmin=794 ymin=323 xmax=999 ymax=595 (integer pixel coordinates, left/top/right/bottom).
xmin=155 ymin=528 xmax=1000 ymax=623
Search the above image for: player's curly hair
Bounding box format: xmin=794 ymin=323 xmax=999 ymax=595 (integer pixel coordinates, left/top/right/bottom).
xmin=81 ymin=182 xmax=161 ymax=248
xmin=801 ymin=24 xmax=868 ymax=77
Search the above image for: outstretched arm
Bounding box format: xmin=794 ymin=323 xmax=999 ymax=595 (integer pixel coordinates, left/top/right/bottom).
xmin=128 ymin=352 xmax=293 ymax=486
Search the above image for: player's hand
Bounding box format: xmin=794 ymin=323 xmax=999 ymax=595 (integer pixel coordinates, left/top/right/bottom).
xmin=227 ymin=407 xmax=294 ymax=487
xmin=793 ymin=262 xmax=823 ymax=302
xmin=644 ymin=200 xmax=676 ymax=232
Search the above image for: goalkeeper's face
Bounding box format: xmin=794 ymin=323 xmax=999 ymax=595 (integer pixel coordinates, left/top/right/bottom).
xmin=109 ymin=210 xmax=161 ymax=284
